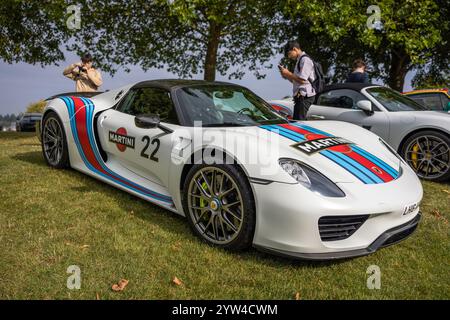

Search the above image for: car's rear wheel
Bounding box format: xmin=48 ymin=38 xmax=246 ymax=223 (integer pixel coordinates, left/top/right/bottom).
xmin=182 ymin=165 xmax=255 ymax=251
xmin=42 ymin=112 xmax=70 ymax=169
xmin=402 ymin=130 xmax=450 ymax=182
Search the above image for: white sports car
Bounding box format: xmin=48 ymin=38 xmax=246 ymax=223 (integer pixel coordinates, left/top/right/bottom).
xmin=41 ymin=80 xmax=422 ymax=260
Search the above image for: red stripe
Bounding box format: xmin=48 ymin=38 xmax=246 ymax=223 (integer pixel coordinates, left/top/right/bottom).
xmin=345 ymin=151 xmax=394 ymax=182
xmin=71 ymin=97 xmax=167 ymax=197
xmin=278 ymin=123 xmax=394 ymax=182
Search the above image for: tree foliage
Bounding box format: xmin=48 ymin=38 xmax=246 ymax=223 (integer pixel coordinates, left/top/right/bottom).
xmin=282 ymin=0 xmax=449 ymax=91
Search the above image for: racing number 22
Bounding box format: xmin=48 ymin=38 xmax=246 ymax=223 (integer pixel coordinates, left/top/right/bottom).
xmin=141 ymin=136 xmax=160 ymax=162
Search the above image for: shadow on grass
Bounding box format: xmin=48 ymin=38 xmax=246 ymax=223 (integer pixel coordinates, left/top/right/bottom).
xmin=0 ymin=132 xmax=36 ymax=141
xmin=11 ymin=152 xmax=356 ymax=268
xmin=12 ymin=151 xmax=46 ymax=167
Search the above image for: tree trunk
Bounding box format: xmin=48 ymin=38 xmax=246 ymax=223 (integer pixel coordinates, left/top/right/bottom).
xmin=387 ymin=48 xmax=411 ymax=92
xmin=204 ymin=22 xmax=221 ymax=82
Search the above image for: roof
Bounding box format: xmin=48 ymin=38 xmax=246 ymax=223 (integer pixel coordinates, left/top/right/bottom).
xmin=322 ymin=83 xmax=379 ymax=92
xmin=132 ymin=79 xmax=239 ymax=90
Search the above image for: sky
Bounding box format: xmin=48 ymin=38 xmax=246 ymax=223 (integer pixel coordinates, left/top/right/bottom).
xmin=0 ymin=50 xmax=414 ymax=116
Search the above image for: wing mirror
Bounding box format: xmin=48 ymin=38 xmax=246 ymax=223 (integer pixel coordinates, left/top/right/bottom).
xmin=356 ymin=100 xmax=374 ymax=115
xmin=135 ymin=114 xmax=173 ymax=134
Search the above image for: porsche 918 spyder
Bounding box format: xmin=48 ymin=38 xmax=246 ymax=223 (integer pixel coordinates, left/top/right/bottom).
xmin=41 ymin=80 xmax=422 ymax=260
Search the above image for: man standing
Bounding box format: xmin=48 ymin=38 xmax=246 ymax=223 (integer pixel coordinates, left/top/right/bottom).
xmin=346 ymin=59 xmax=369 ymax=83
xmin=63 ymin=53 xmax=103 ymax=92
xmin=279 ymin=41 xmax=316 ymax=120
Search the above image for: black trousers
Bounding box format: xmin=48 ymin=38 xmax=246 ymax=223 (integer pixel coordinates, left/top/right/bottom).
xmin=293 ymin=95 xmax=315 ymax=120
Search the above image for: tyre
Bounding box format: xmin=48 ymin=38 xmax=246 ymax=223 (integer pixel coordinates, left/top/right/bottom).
xmin=41 ymin=111 xmax=70 ymax=169
xmin=401 ymin=130 xmax=450 ymax=182
xmin=182 ymin=164 xmax=256 ymax=251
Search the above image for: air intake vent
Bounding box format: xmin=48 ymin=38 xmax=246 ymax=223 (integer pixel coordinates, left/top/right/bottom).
xmin=319 ymin=215 xmax=369 ymax=241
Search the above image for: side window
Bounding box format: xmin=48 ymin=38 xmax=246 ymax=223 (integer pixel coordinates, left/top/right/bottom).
xmin=317 ymin=89 xmax=366 ymax=109
xmin=117 ymin=87 xmax=179 ymax=124
xmin=409 ymin=93 xmax=443 ymax=111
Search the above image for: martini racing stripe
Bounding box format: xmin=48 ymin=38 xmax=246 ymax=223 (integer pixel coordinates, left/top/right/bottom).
xmin=59 ymin=96 xmax=173 ymax=204
xmin=298 ymin=123 xmax=399 ymax=179
xmin=261 ymin=125 xmax=377 ymax=184
xmin=285 ymin=124 xmax=394 ymax=183
xmin=261 ymin=123 xmax=399 ymax=184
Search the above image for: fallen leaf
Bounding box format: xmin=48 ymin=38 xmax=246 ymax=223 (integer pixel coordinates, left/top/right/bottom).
xmin=294 ymin=292 xmax=301 ymax=300
xmin=112 ymin=279 xmax=129 ymax=292
xmin=443 ymin=189 xmax=450 ymax=195
xmin=172 ymin=276 xmax=183 ymax=286
xmin=431 ymin=210 xmax=442 ymax=218
xmin=80 ymin=244 xmax=89 ymax=249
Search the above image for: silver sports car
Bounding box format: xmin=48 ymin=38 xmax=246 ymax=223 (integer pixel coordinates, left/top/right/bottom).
xmin=269 ymin=83 xmax=450 ymax=182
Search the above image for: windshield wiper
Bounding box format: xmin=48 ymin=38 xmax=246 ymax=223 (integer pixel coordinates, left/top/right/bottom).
xmin=201 ymin=122 xmax=254 ymax=127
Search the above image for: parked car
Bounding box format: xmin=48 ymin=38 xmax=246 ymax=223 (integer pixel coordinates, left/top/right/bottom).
xmin=40 ymin=80 xmax=422 ymax=260
xmin=16 ymin=113 xmax=42 ymax=132
xmin=269 ymin=83 xmax=450 ymax=182
xmin=403 ymin=88 xmax=450 ymax=112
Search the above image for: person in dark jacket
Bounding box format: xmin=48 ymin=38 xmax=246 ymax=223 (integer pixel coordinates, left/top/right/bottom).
xmin=346 ymin=59 xmax=369 ymax=83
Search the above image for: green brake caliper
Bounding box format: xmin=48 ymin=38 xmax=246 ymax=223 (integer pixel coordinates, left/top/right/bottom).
xmin=199 ymin=181 xmax=209 ymax=208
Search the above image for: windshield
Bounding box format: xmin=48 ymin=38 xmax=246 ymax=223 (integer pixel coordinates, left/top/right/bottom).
xmin=176 ymin=85 xmax=287 ymax=127
xmin=367 ymin=87 xmax=429 ymax=112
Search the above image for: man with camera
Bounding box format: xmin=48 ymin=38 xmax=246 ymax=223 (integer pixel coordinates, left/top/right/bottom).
xmin=63 ymin=53 xmax=103 ymax=92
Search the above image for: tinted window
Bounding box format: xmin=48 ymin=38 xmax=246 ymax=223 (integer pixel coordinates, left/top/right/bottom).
xmin=409 ymin=93 xmax=444 ymax=111
xmin=176 ymin=85 xmax=286 ymax=127
xmin=317 ymin=89 xmax=367 ymax=109
xmin=367 ymin=87 xmax=428 ymax=111
xmin=117 ymin=88 xmax=179 ymax=124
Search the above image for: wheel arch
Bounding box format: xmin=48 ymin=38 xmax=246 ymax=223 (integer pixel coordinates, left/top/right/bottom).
xmin=179 ymin=147 xmax=257 ymax=207
xmin=398 ymin=127 xmax=450 ymax=154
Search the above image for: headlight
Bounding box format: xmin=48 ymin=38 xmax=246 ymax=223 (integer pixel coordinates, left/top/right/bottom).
xmin=279 ymin=158 xmax=345 ymax=197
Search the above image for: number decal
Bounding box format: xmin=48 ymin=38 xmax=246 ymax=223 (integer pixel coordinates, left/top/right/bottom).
xmin=150 ymin=139 xmax=160 ymax=162
xmin=141 ymin=136 xmax=160 ymax=162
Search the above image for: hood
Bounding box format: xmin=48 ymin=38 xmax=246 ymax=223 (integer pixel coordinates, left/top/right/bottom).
xmin=255 ymin=121 xmax=402 ymax=184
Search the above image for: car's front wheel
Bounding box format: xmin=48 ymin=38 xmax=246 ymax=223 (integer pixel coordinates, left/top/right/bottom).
xmin=41 ymin=111 xmax=70 ymax=169
xmin=182 ymin=165 xmax=256 ymax=251
xmin=402 ymin=130 xmax=450 ymax=182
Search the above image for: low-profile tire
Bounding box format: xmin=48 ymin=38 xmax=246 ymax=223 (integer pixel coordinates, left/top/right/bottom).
xmin=41 ymin=111 xmax=70 ymax=169
xmin=401 ymin=130 xmax=450 ymax=182
xmin=182 ymin=164 xmax=256 ymax=251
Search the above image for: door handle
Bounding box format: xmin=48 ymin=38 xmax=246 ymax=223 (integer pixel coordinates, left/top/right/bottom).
xmin=309 ymin=114 xmax=326 ymax=120
xmin=99 ymin=115 xmax=107 ymax=126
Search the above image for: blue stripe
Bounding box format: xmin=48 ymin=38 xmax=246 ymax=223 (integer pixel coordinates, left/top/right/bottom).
xmin=261 ymin=125 xmax=376 ymax=184
xmin=295 ymin=123 xmax=398 ymax=179
xmin=60 ymin=97 xmax=172 ymax=203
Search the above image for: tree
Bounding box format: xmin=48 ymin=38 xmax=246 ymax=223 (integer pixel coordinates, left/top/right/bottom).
xmin=26 ymin=100 xmax=47 ymax=113
xmin=283 ymin=0 xmax=449 ymax=91
xmin=0 ymin=0 xmax=68 ymax=66
xmin=67 ymin=0 xmax=285 ymax=81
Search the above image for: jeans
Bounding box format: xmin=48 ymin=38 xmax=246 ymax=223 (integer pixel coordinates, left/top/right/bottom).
xmin=293 ymin=95 xmax=315 ymax=120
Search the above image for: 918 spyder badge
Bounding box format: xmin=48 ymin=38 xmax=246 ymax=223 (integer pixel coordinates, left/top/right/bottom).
xmin=109 ymin=128 xmax=135 ymax=152
xmin=291 ymin=137 xmax=354 ymax=155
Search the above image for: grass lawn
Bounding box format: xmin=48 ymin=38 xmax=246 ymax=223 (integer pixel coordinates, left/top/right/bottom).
xmin=0 ymin=132 xmax=449 ymax=299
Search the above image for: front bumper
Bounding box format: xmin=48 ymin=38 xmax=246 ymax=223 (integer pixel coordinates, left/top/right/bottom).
xmin=250 ymin=162 xmax=423 ymax=260
xmin=254 ymin=213 xmax=421 ymax=260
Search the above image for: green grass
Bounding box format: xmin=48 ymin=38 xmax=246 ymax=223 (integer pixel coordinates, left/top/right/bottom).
xmin=0 ymin=132 xmax=449 ymax=299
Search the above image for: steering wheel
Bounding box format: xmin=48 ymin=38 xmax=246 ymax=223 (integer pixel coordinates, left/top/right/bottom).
xmin=237 ymin=107 xmax=254 ymax=116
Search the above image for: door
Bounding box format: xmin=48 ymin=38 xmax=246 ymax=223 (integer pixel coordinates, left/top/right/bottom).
xmin=98 ymin=86 xmax=180 ymax=186
xmin=307 ymin=88 xmax=390 ymax=140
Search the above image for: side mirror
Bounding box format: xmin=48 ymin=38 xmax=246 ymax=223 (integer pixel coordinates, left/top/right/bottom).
xmin=356 ymin=100 xmax=374 ymax=114
xmin=134 ymin=114 xmax=174 ymax=134
xmin=135 ymin=114 xmax=160 ymax=129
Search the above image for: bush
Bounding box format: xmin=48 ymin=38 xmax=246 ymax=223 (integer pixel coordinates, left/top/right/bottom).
xmin=26 ymin=100 xmax=47 ymax=113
